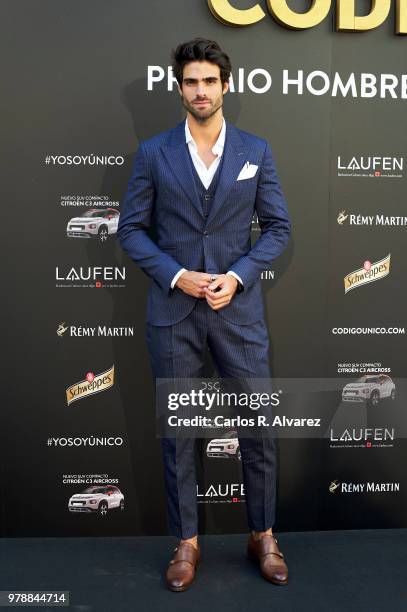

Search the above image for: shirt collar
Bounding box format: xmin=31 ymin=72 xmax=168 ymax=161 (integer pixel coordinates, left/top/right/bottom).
xmin=185 ymin=118 xmax=226 ymax=156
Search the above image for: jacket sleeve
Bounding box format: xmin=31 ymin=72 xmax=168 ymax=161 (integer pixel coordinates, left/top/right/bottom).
xmin=117 ymin=143 xmax=184 ymax=295
xmin=228 ymin=141 xmax=291 ymax=289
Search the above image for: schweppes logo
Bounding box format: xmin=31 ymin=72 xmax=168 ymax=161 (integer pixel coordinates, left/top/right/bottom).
xmin=344 ymin=254 xmax=391 ymax=294
xmin=66 ymin=365 xmax=114 ymax=405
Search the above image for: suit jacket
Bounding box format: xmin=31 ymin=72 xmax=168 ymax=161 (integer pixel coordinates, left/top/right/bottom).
xmin=118 ymin=120 xmax=290 ymax=326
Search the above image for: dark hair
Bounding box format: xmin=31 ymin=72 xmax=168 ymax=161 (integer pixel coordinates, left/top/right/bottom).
xmin=172 ymin=38 xmax=232 ymax=86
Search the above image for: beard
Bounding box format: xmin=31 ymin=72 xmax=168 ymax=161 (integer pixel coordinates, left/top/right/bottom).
xmin=182 ymin=94 xmax=223 ymax=124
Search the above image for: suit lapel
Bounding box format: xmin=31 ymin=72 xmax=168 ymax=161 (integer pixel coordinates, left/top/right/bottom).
xmin=206 ymin=122 xmax=248 ymax=226
xmin=160 ymin=120 xmax=248 ymax=224
xmin=160 ymin=121 xmax=203 ymax=218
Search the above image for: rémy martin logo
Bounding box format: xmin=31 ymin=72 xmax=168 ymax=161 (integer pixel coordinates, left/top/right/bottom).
xmin=208 ymin=1 xmax=407 ymax=34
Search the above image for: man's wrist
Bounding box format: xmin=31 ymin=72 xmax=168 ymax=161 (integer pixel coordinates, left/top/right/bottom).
xmin=171 ymin=268 xmax=187 ymax=289
xmin=226 ymin=271 xmax=244 ymax=292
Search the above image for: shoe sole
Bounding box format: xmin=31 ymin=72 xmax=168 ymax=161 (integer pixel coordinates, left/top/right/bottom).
xmin=247 ymin=548 xmax=288 ymax=586
xmin=168 ymin=583 xmax=191 ymax=592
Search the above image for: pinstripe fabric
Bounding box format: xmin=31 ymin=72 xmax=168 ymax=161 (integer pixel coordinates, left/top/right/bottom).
xmin=146 ymin=299 xmax=276 ymax=539
xmin=118 ymin=120 xmax=290 ymax=326
xmin=119 ymin=119 xmax=289 ymax=538
xmin=187 ymin=140 xmax=224 ymax=221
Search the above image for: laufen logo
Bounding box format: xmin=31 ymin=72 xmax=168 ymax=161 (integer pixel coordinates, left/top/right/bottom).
xmin=56 ymin=266 xmax=126 ymax=288
xmin=330 ymin=428 xmax=395 ymax=443
xmin=344 ymin=255 xmax=391 ymax=293
xmin=197 ymin=482 xmax=245 ymax=503
xmin=66 ymin=366 xmax=115 ymax=406
xmin=337 ymin=155 xmax=404 ymax=178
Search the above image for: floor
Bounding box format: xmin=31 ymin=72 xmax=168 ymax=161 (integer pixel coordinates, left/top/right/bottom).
xmin=0 ymin=529 xmax=406 ymax=611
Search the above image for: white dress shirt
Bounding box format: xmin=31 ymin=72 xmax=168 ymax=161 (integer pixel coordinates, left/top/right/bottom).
xmin=170 ymin=119 xmax=243 ymax=290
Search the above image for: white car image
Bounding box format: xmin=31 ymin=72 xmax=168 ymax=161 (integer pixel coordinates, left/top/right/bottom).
xmin=206 ymin=430 xmax=241 ymax=461
xmin=66 ymin=208 xmax=120 ymax=242
xmin=342 ymin=374 xmax=396 ymax=406
xmin=68 ymin=485 xmax=124 ymax=516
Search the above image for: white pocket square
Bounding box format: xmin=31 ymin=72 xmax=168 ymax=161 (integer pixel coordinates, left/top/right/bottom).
xmin=237 ymin=162 xmax=258 ymax=181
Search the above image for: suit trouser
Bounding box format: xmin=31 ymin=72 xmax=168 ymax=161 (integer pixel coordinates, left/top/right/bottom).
xmin=146 ymin=298 xmax=276 ymax=539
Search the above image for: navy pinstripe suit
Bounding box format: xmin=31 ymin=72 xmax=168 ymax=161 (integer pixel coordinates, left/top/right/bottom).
xmin=118 ymin=120 xmax=290 ymax=538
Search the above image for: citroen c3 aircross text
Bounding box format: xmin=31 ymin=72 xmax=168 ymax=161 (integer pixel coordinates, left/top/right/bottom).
xmin=68 ymin=485 xmax=125 ymax=516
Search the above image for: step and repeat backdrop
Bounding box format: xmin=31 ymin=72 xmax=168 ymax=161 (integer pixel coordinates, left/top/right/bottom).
xmin=2 ymin=0 xmax=407 ymax=536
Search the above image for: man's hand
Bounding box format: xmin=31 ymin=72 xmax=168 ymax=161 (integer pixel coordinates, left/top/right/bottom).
xmin=175 ymin=271 xmax=212 ymax=298
xmin=204 ymin=274 xmax=238 ymax=310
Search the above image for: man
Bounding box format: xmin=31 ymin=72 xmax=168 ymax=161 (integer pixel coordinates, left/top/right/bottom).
xmin=118 ymin=38 xmax=291 ymax=591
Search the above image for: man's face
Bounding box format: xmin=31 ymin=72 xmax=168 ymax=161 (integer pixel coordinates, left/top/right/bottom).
xmin=179 ymin=61 xmax=229 ymax=123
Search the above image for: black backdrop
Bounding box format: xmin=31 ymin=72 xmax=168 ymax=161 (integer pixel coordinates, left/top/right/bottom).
xmin=2 ymin=0 xmax=406 ymax=537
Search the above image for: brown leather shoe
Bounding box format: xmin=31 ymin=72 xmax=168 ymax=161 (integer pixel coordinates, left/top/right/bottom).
xmin=247 ymin=534 xmax=288 ymax=585
xmin=166 ymin=542 xmax=200 ymax=592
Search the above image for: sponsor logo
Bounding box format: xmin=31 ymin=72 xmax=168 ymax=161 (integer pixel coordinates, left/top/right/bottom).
xmin=57 ymin=323 xmax=69 ymax=337
xmin=337 ymin=156 xmax=404 ymax=178
xmin=338 ymin=210 xmax=407 ymax=226
xmin=66 ymin=365 xmax=115 ymax=406
xmin=60 ymin=195 xmax=120 ymax=208
xmin=57 ymin=323 xmax=134 ymax=338
xmin=329 ymin=480 xmax=340 ymax=493
xmin=329 ymin=427 xmax=395 ymax=449
xmin=197 ymin=482 xmax=245 ymax=504
xmin=330 ymin=427 xmax=395 ymax=442
xmin=344 ymin=255 xmax=390 ymax=294
xmin=337 ymin=362 xmax=391 ymax=374
xmin=206 ymin=430 xmax=241 ymax=461
xmin=329 ymin=480 xmax=400 ymax=494
xmin=55 ymin=266 xmax=126 ymax=288
xmin=67 ymin=482 xmax=125 ymax=515
xmin=337 ymin=210 xmax=348 ymax=225
xmin=207 ymin=0 xmax=407 ymax=34
xmin=66 ymin=208 xmax=120 ymax=243
xmin=62 ymin=473 xmax=119 ymax=485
